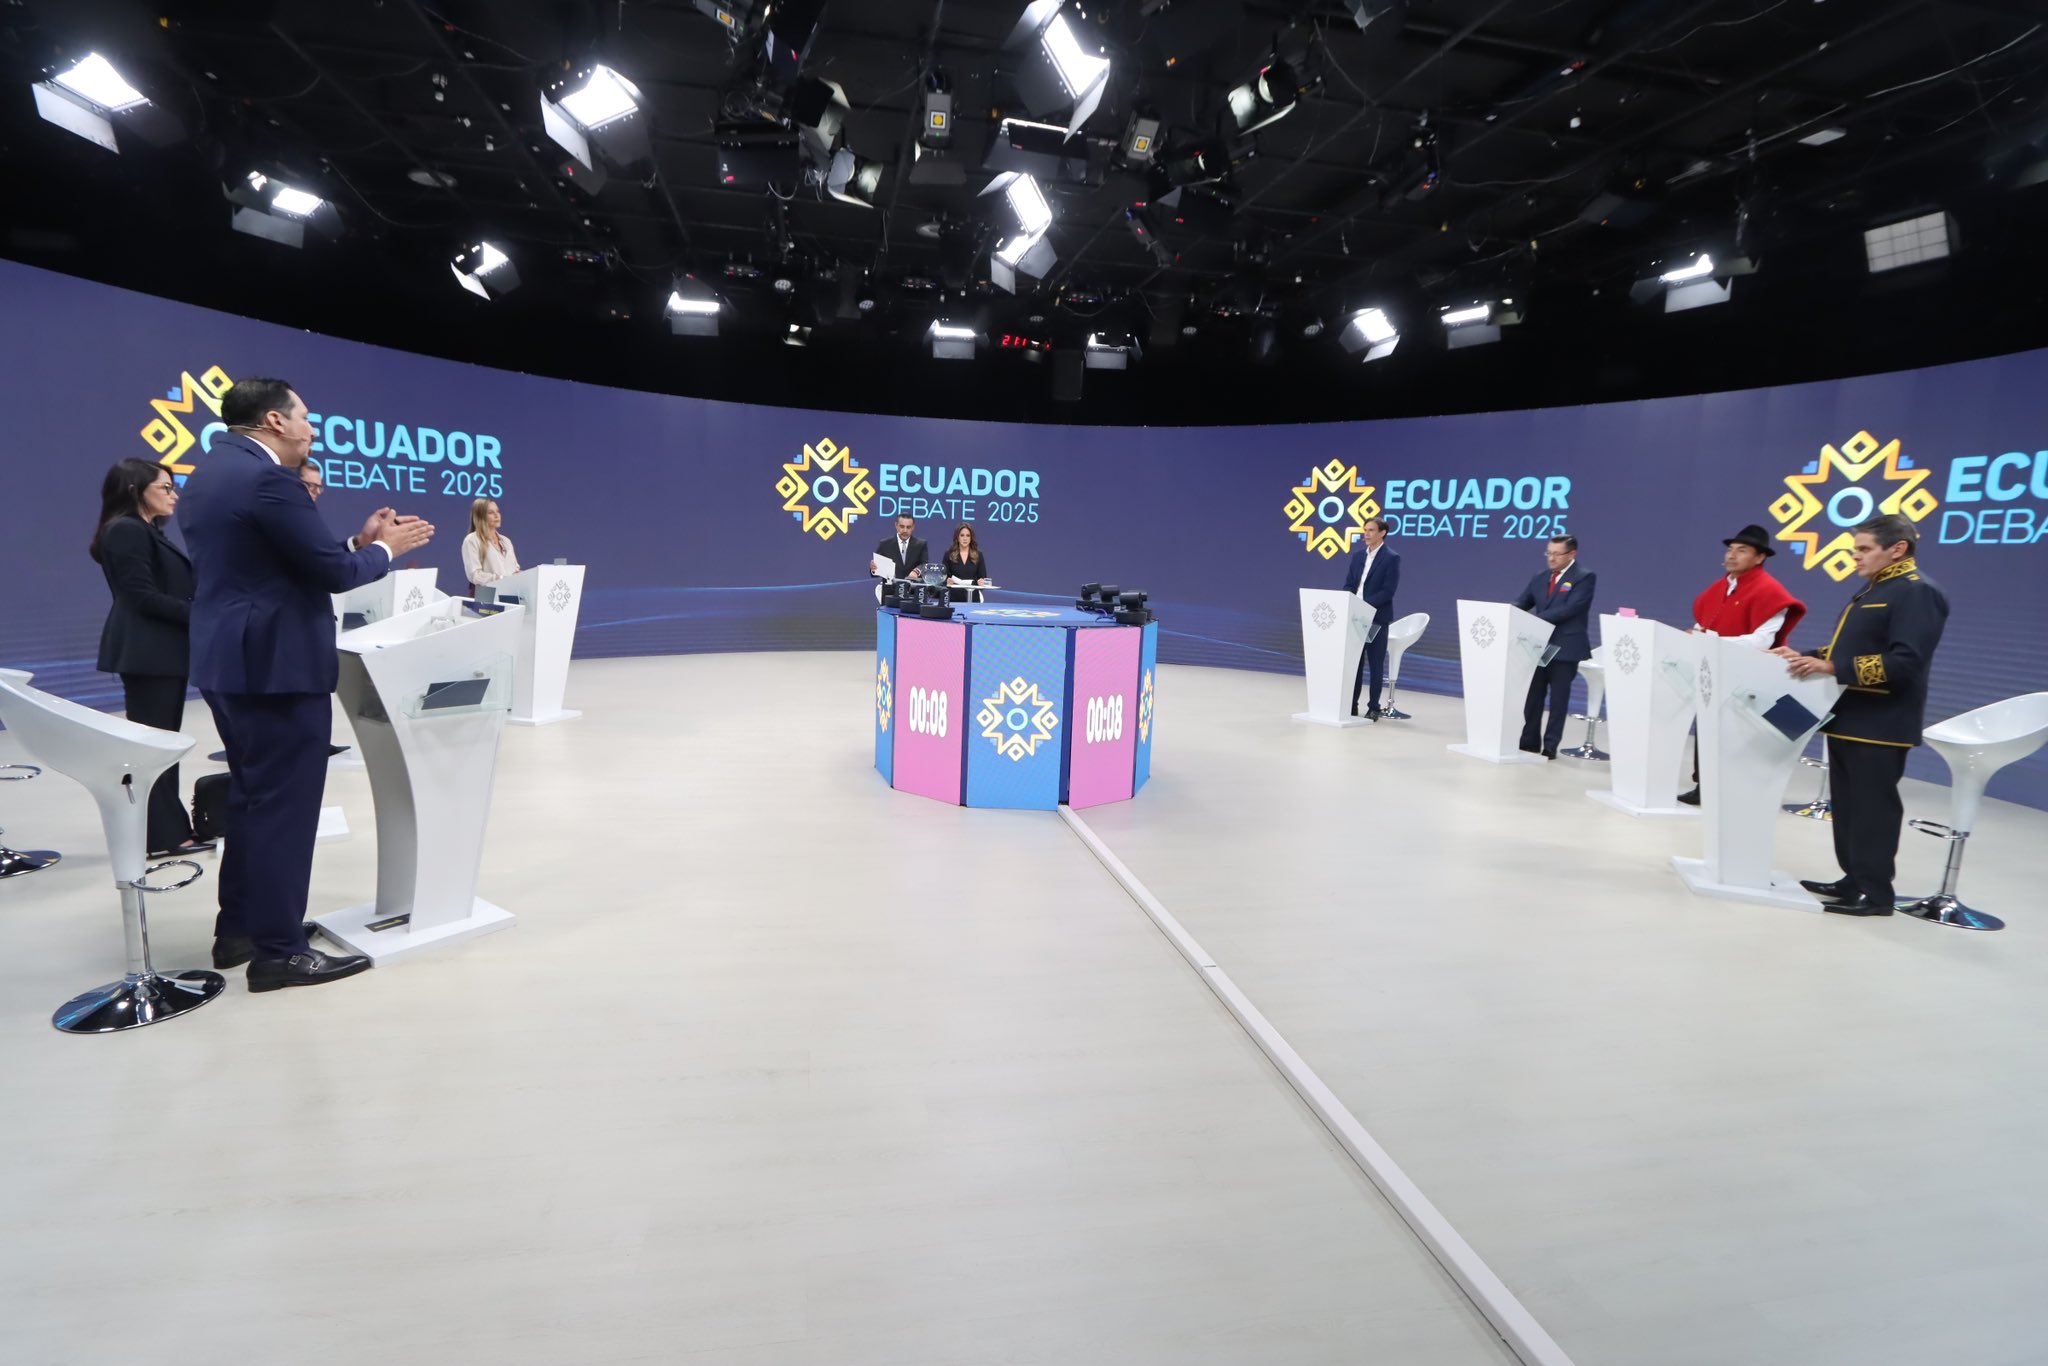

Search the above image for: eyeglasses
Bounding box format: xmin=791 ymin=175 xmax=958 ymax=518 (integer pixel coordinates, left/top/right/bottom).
xmin=304 ymin=482 xmax=324 ymax=498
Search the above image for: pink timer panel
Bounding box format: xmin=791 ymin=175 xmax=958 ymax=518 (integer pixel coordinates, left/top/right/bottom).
xmin=891 ymin=615 xmax=967 ymax=804
xmin=1067 ymin=626 xmax=1141 ymax=808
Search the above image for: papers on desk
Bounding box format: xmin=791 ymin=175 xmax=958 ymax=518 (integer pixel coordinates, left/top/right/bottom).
xmin=871 ymin=553 xmax=894 ymax=580
xmin=947 ymin=577 xmax=996 ymax=589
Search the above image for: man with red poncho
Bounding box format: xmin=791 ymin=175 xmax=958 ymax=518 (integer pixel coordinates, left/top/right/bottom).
xmin=1677 ymin=523 xmax=1806 ymax=804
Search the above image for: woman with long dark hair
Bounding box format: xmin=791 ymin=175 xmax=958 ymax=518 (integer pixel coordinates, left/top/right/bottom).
xmin=942 ymin=523 xmax=992 ymax=604
xmin=90 ymin=458 xmax=212 ymax=857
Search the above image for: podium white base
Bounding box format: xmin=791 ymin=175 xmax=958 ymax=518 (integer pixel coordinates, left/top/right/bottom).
xmin=1446 ymin=743 xmax=1544 ymax=765
xmin=313 ymin=897 xmax=515 ymax=964
xmin=1671 ymin=857 xmax=1823 ymax=912
xmin=1588 ymin=790 xmax=1700 ymax=819
xmin=316 ymin=806 xmax=349 ymax=842
xmin=1292 ymin=711 xmax=1372 ymax=729
xmin=508 ymin=708 xmax=582 ymax=728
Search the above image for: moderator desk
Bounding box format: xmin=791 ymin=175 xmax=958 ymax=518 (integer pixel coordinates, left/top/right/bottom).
xmin=876 ymin=606 xmax=1158 ymax=810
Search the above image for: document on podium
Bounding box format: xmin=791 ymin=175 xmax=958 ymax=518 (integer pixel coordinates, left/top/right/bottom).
xmin=870 ymin=552 xmax=894 ymax=580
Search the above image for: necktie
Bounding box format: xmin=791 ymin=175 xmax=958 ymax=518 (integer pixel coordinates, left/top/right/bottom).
xmin=1548 ymin=572 xmax=1559 ymax=595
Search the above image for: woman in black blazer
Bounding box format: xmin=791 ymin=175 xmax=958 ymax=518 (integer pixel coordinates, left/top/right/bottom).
xmin=90 ymin=458 xmax=212 ymax=857
xmin=942 ymin=523 xmax=992 ymax=604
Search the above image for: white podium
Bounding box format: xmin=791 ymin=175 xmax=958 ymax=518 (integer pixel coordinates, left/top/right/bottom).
xmin=1588 ymin=614 xmax=1704 ymax=817
xmin=1448 ymin=600 xmax=1553 ymax=763
xmin=314 ymin=598 xmax=522 ymax=962
xmin=1672 ymin=635 xmax=1843 ymax=910
xmin=333 ymin=566 xmax=442 ymax=630
xmin=1293 ymin=588 xmax=1376 ymax=727
xmin=495 ymin=564 xmax=585 ymax=726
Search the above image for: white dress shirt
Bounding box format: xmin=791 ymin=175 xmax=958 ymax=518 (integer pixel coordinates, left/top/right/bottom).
xmin=1354 ymin=542 xmax=1382 ymax=599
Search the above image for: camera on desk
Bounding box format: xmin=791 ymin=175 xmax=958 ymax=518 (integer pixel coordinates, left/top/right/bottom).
xmin=1076 ymin=583 xmax=1120 ymax=614
xmin=1112 ymin=591 xmax=1151 ymax=626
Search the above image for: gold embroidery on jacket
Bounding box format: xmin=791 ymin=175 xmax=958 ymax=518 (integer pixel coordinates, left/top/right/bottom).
xmin=1854 ymin=654 xmax=1886 ymax=686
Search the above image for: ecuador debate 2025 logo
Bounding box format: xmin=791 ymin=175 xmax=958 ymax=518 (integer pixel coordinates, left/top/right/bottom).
xmin=1284 ymin=459 xmax=1382 ymax=559
xmin=978 ymin=676 xmax=1060 ymax=762
xmin=777 ymin=437 xmax=877 ymax=540
xmin=1768 ymin=430 xmax=1939 ymax=581
xmin=138 ymin=363 xmax=236 ymax=476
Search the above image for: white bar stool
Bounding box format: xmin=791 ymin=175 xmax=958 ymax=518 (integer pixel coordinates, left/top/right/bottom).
xmin=1380 ymin=612 xmax=1430 ymax=719
xmin=1898 ymin=691 xmax=2048 ymax=932
xmin=1561 ymin=647 xmax=1609 ymax=760
xmin=0 ymin=669 xmax=225 ymax=1032
xmin=1 ymin=762 xmax=62 ymax=878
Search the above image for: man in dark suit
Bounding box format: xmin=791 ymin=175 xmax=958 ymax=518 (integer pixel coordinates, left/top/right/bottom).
xmin=1775 ymin=514 xmax=1948 ymax=916
xmin=1339 ymin=516 xmax=1401 ymax=719
xmin=873 ymin=514 xmax=928 ymax=583
xmin=1511 ymin=534 xmax=1596 ymax=759
xmin=179 ymin=377 xmax=435 ymax=991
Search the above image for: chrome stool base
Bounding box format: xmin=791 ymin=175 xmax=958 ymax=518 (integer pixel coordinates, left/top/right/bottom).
xmin=1896 ymin=894 xmax=2003 ymax=933
xmin=54 ymin=970 xmax=226 ymax=1033
xmin=1 ymin=846 xmax=61 ymax=878
xmin=1381 ymin=705 xmax=1411 ymax=720
xmin=1562 ymin=713 xmax=1607 ymax=761
xmin=1782 ymin=798 xmax=1833 ymax=820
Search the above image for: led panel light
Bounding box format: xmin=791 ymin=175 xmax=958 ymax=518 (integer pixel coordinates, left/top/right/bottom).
xmin=1658 ymin=253 xmax=1715 ymax=283
xmin=1864 ymin=211 xmax=1952 ymax=274
xmin=1004 ymin=175 xmax=1053 ymax=237
xmin=1439 ymin=303 xmax=1490 ymax=326
xmin=451 ymin=242 xmax=518 ymax=299
xmin=269 ymin=185 xmax=324 ymax=217
xmin=557 ymin=66 xmax=642 ymax=131
xmin=52 ymin=53 xmax=148 ymax=112
xmin=1042 ymin=14 xmax=1109 ymax=97
xmin=1347 ymin=307 xmax=1396 ymax=344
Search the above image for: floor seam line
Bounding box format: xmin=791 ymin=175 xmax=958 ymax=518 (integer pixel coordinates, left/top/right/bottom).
xmin=1057 ymin=802 xmax=1576 ymax=1366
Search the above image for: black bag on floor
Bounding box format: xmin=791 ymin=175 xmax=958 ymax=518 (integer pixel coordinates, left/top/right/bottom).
xmin=191 ymin=772 xmax=230 ymax=841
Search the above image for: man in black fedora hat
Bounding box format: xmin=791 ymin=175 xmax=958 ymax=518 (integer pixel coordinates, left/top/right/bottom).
xmin=1677 ymin=523 xmax=1808 ymax=804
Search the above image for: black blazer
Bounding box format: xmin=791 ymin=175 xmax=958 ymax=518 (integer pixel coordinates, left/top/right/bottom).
xmin=943 ymin=550 xmax=990 ymax=603
xmin=95 ymin=514 xmax=194 ymax=677
xmin=874 ymin=534 xmax=929 ymax=580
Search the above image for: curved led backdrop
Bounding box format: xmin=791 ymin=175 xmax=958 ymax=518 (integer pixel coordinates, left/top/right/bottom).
xmin=3 ymin=259 xmax=2043 ymax=809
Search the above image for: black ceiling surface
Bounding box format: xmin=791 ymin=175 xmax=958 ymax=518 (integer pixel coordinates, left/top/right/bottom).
xmin=3 ymin=0 xmax=2046 ymax=424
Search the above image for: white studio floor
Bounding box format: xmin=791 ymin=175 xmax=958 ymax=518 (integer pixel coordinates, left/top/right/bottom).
xmin=0 ymin=653 xmax=2043 ymax=1366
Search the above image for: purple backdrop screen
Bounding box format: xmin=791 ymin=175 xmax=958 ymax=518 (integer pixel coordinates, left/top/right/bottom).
xmin=3 ymin=260 xmax=2043 ymax=808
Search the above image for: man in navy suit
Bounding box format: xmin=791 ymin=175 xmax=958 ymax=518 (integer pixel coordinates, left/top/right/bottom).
xmin=179 ymin=378 xmax=435 ymax=991
xmin=1339 ymin=517 xmax=1400 ymax=719
xmin=1511 ymin=534 xmax=1596 ymax=758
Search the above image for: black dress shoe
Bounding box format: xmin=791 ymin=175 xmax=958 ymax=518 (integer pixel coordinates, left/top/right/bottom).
xmin=1542 ymin=747 xmax=1557 ymax=760
xmin=1676 ymin=787 xmax=1701 ymax=806
xmin=248 ymin=949 xmax=372 ymax=992
xmin=1799 ymin=877 xmax=1854 ymax=898
xmin=150 ymin=837 xmax=218 ymax=858
xmin=213 ymin=923 xmax=322 ymax=970
xmin=1365 ymin=704 xmax=1384 ymax=721
xmin=1518 ymin=740 xmax=1541 ymax=754
xmin=328 ymin=743 xmax=350 ymax=757
xmin=1820 ymin=894 xmax=1893 ymax=917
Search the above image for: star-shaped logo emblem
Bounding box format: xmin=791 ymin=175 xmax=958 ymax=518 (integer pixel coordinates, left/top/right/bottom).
xmin=876 ymin=658 xmax=893 ymax=732
xmin=776 ymin=437 xmax=877 ymax=541
xmin=1469 ymin=616 xmax=1497 ymax=649
xmin=548 ymin=579 xmax=573 ymax=612
xmin=1769 ymin=430 xmax=1938 ymax=581
xmin=1613 ymin=636 xmax=1641 ymax=675
xmin=1137 ymin=668 xmax=1155 ymax=744
xmin=1284 ymin=459 xmax=1381 ymax=560
xmin=1311 ymin=602 xmax=1336 ymax=630
xmin=977 ymin=675 xmax=1060 ymax=761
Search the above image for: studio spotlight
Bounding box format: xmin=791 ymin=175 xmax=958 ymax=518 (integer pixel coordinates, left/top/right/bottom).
xmin=540 ymin=64 xmax=651 ymax=194
xmin=1346 ymin=0 xmax=1403 ymax=32
xmin=225 ymin=171 xmax=340 ymax=249
xmin=1437 ymin=297 xmax=1523 ymax=349
xmin=664 ymin=274 xmax=723 ymax=335
xmin=1226 ymin=61 xmax=1298 ymax=135
xmin=920 ymin=70 xmax=954 ymax=150
xmin=984 ymin=117 xmax=1099 ymax=185
xmin=1004 ymin=0 xmax=1112 ymax=135
xmin=1083 ymin=332 xmax=1140 ymax=370
xmin=929 ymin=320 xmax=979 ymax=360
xmin=1629 ymin=251 xmax=1754 ymax=312
xmin=788 ymin=77 xmax=850 ymax=167
xmin=716 ymin=121 xmax=803 ymax=188
xmin=827 ymin=149 xmax=886 ymax=207
xmin=1118 ymin=108 xmax=1162 ymax=169
xmin=451 ymin=242 xmax=520 ymax=300
xmin=32 ymin=52 xmax=179 ymax=152
xmin=983 ymin=171 xmax=1057 ymax=293
xmin=1339 ymin=306 xmax=1399 ymax=361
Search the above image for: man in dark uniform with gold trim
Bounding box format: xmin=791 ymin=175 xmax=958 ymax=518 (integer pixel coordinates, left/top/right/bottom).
xmin=1771 ymin=514 xmax=1948 ymax=916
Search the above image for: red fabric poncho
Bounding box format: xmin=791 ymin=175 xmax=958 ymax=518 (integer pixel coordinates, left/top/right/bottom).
xmin=1693 ymin=566 xmax=1806 ymax=646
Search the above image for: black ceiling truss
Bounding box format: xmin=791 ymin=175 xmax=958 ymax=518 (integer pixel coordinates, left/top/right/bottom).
xmin=2 ymin=0 xmax=2044 ymax=422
